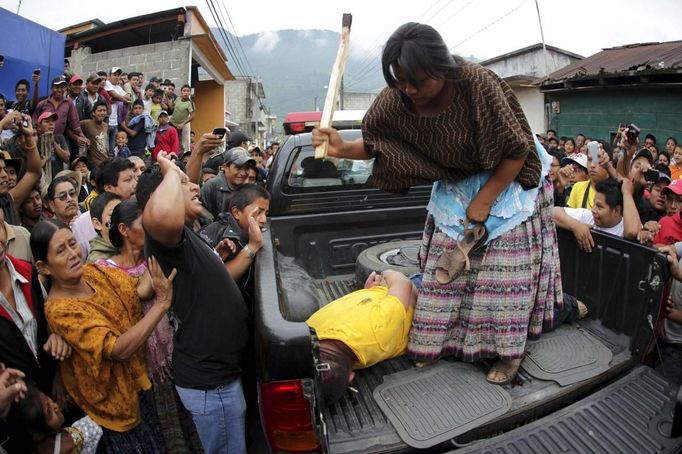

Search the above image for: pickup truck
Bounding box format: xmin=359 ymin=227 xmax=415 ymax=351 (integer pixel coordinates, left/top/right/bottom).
xmin=254 ymin=128 xmax=682 ymax=453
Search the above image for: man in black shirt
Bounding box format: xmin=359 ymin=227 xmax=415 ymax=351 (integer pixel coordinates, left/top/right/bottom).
xmin=137 ymin=151 xmax=248 ymax=453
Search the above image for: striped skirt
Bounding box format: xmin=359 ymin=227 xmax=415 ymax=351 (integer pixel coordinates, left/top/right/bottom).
xmin=407 ymin=179 xmax=563 ymax=361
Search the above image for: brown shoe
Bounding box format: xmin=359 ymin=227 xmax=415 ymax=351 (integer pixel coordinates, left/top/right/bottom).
xmin=486 ymin=358 xmax=523 ymax=385
xmin=435 ymin=223 xmax=487 ymax=284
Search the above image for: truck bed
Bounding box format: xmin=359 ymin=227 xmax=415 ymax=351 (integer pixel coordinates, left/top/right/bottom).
xmin=313 ymin=275 xmax=635 ymax=454
xmin=454 ymin=365 xmax=682 ymax=454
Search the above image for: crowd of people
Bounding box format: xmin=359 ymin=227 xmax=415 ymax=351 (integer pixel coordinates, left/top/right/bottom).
xmin=0 ymin=62 xmax=278 ymax=453
xmin=539 ymin=126 xmax=682 ymax=386
xmin=0 ymin=27 xmax=681 ymax=453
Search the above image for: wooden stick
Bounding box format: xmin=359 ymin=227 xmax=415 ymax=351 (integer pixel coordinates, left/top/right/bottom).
xmin=315 ymin=13 xmax=352 ymax=159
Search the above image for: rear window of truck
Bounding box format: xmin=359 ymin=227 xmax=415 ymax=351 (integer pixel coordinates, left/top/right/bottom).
xmin=284 ymin=145 xmax=374 ymax=191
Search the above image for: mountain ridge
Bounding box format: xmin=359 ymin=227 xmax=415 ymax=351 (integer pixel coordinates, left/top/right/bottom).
xmin=211 ymin=28 xmax=479 ymax=121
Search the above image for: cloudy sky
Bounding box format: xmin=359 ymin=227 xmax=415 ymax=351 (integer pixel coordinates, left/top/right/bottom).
xmin=2 ymin=0 xmax=680 ymax=61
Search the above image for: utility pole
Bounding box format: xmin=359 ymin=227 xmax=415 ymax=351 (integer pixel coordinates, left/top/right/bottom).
xmin=534 ymin=0 xmax=549 ymax=77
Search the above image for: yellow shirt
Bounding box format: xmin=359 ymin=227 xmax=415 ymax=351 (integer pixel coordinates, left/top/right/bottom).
xmin=150 ymin=102 xmax=162 ymax=124
xmin=82 ymin=190 xmax=99 ymax=212
xmin=567 ymin=180 xmax=595 ymax=209
xmin=306 ymin=286 xmax=413 ymax=369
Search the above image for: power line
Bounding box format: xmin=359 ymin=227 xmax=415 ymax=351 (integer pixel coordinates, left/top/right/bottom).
xmin=430 ymin=0 xmax=476 ymax=30
xmin=205 ymin=0 xmax=247 ymax=77
xmin=449 ymin=1 xmax=526 ymax=51
xmin=219 ymin=0 xmax=257 ymax=78
xmin=346 ymin=0 xmax=468 ymax=88
xmin=217 ymin=0 xmax=268 ymax=113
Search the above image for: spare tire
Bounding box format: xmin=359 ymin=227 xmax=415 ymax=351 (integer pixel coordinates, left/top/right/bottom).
xmin=355 ymin=240 xmax=421 ymax=286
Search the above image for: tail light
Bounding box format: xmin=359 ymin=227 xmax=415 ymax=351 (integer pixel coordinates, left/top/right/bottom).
xmin=289 ymin=122 xmax=306 ymax=133
xmin=260 ymin=379 xmax=322 ymax=453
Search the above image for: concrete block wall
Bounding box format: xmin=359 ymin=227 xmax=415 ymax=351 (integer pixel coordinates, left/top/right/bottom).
xmin=69 ymin=40 xmax=191 ymax=87
xmin=224 ymin=79 xmax=248 ymax=123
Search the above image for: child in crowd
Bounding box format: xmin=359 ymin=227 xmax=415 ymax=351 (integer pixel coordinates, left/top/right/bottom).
xmin=670 ymin=145 xmax=682 ymax=181
xmin=120 ymin=100 xmax=156 ymax=160
xmin=199 ymin=183 xmax=270 ymax=301
xmin=152 ymin=111 xmax=179 ymax=161
xmin=111 ymin=131 xmax=131 ymax=158
xmin=150 ymin=89 xmax=164 ymax=124
xmin=8 ymin=384 xmax=102 ymax=453
xmin=141 ymin=84 xmax=154 ymax=116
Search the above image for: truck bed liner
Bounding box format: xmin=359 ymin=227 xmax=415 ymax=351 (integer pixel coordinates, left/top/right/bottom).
xmin=315 ymin=276 xmax=636 ymax=454
xmin=455 ymin=365 xmax=682 ymax=454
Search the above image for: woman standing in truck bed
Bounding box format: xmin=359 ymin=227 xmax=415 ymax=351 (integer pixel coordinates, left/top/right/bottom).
xmin=312 ymin=22 xmax=562 ymax=385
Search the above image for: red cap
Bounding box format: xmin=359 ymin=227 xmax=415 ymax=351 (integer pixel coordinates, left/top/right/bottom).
xmin=37 ymin=111 xmax=58 ymax=123
xmin=69 ymin=75 xmax=83 ymax=84
xmin=662 ymin=179 xmax=682 ymax=196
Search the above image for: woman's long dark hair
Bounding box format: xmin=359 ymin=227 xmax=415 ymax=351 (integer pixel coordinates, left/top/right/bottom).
xmin=381 ymin=22 xmax=461 ymax=89
xmin=109 ymin=199 xmax=142 ymax=250
xmin=30 ymin=219 xmax=69 ymax=263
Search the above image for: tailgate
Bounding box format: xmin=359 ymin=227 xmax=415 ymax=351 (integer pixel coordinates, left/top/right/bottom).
xmin=454 ymin=366 xmax=682 ymax=453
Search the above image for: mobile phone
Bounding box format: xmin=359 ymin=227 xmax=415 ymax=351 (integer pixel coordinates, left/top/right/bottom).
xmin=33 ymin=69 xmax=40 ymax=76
xmin=587 ymin=141 xmax=599 ymax=163
xmin=212 ymin=127 xmax=227 ymax=139
xmin=644 ymin=169 xmax=659 ymax=182
xmin=626 ymin=123 xmax=641 ymax=144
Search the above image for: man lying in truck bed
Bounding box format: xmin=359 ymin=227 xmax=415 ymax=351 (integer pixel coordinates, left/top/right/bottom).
xmin=306 ymin=270 xmax=417 ymax=404
xmin=307 ymin=268 xmax=589 ymax=406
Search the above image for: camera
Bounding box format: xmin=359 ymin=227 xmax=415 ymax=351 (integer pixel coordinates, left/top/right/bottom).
xmin=625 ymin=124 xmax=640 ymax=145
xmin=644 ymin=169 xmax=659 ymax=182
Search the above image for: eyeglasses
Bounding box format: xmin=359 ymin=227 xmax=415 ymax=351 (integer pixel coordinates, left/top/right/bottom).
xmin=54 ymin=189 xmax=77 ymax=202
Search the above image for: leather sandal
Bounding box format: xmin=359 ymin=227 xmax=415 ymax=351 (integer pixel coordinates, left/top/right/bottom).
xmin=435 ymin=222 xmax=487 ymax=284
xmin=486 ymin=358 xmax=523 ymax=386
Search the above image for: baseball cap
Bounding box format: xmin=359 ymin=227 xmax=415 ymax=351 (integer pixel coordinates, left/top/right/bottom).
xmin=86 ymin=73 xmax=102 ymax=84
xmin=224 ymin=147 xmax=256 ymax=167
xmin=69 ymin=75 xmax=83 ymax=84
xmin=560 ymin=153 xmax=588 ymax=170
xmin=632 ymin=148 xmax=654 ymax=166
xmin=227 ymin=131 xmax=252 ymax=149
xmin=71 ymin=156 xmax=88 ymax=169
xmin=656 ymin=171 xmax=672 ymax=185
xmin=247 ymin=144 xmax=261 ymax=153
xmin=0 ymin=151 xmax=23 ymax=176
xmin=149 ymin=76 xmax=162 ymax=83
xmin=51 ymin=76 xmax=67 ymax=86
xmin=162 ymin=79 xmax=174 ymax=86
xmin=662 ymin=179 xmax=682 ymax=196
xmin=158 ymin=110 xmax=169 ymax=117
xmin=37 ymin=111 xmax=58 ymax=123
xmin=111 ymin=67 xmax=123 ymax=74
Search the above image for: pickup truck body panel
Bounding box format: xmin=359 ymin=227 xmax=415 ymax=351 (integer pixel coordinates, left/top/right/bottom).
xmin=254 ymin=130 xmax=678 ymax=453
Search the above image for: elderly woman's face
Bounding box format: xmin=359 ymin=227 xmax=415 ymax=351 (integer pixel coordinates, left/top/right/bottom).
xmin=392 ymin=65 xmax=446 ymax=108
xmin=43 ymin=228 xmax=83 ymax=282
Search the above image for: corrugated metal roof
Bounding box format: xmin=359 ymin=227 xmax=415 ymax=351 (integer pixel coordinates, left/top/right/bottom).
xmin=546 ymin=40 xmax=682 ymax=81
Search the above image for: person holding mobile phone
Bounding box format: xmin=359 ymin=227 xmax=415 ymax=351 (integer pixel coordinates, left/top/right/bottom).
xmin=9 ymin=71 xmax=41 ymax=116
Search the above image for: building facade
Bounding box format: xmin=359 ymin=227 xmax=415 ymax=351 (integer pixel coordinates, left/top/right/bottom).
xmin=62 ymin=7 xmax=238 ymax=139
xmin=224 ymin=76 xmax=268 ymax=145
xmin=480 ymin=44 xmax=583 ymax=134
xmin=541 ymin=41 xmax=682 ymax=143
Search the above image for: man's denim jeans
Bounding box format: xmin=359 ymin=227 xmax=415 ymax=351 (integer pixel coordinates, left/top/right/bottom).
xmin=176 ymin=379 xmax=246 ymax=454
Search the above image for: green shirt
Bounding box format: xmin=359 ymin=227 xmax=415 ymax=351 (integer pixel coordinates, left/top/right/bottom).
xmin=170 ymin=98 xmax=194 ymax=125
